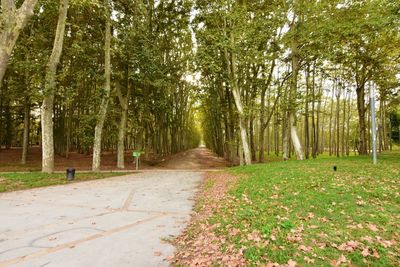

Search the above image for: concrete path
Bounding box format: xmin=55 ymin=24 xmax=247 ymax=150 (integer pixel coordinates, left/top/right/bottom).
xmin=0 ymin=171 xmax=203 ymax=267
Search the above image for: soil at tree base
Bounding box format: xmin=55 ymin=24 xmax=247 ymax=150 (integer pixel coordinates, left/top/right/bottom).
xmin=0 ymin=147 xmax=229 ymax=172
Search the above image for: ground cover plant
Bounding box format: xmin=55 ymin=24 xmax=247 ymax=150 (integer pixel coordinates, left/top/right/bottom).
xmin=0 ymin=172 xmax=128 ymax=193
xmin=173 ymin=152 xmax=399 ymax=266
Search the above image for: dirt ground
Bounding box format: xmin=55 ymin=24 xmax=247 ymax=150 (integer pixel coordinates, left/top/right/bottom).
xmin=0 ymin=146 xmax=229 ymax=172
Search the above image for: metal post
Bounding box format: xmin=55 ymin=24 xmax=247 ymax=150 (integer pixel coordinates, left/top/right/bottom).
xmin=370 ymin=82 xmax=377 ymax=164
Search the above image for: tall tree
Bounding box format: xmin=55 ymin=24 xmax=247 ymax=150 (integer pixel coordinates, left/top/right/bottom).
xmin=41 ymin=0 xmax=69 ymax=173
xmin=0 ymin=0 xmax=38 ymax=84
xmin=92 ymin=0 xmax=111 ymax=171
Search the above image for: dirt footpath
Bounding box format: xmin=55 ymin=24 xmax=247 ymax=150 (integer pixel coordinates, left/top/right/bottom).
xmin=158 ymin=147 xmax=230 ymax=170
xmin=0 ymin=171 xmax=203 ymax=267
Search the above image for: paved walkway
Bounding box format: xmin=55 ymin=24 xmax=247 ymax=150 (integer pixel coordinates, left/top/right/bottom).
xmin=0 ymin=171 xmax=202 ymax=267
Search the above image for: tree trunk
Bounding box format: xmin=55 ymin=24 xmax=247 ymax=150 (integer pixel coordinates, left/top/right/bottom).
xmin=223 ymin=36 xmax=251 ymax=165
xmin=311 ymin=65 xmax=317 ymax=158
xmin=289 ymin=113 xmax=304 ymax=160
xmin=41 ymin=0 xmax=69 ymax=173
xmin=336 ymin=85 xmax=341 ymax=157
xmin=356 ymin=84 xmax=368 ymax=155
xmin=21 ymin=97 xmax=30 ymax=164
xmin=304 ymin=68 xmax=310 ymax=159
xmin=341 ymin=90 xmax=347 ymax=156
xmin=116 ymin=83 xmax=131 ymax=169
xmin=328 ymin=86 xmax=335 ymax=156
xmin=0 ymin=0 xmax=38 ymax=84
xmin=282 ymin=112 xmax=289 ymax=160
xmin=92 ymin=0 xmax=111 ymax=171
xmin=288 ymin=25 xmax=304 ymax=161
xmin=259 ymin=61 xmax=275 ymax=162
xmin=346 ymin=92 xmax=352 ymax=156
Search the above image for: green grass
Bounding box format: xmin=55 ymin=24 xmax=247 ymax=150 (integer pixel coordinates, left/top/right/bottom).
xmin=0 ymin=172 xmax=129 ymax=193
xmin=210 ymin=152 xmax=400 ymax=266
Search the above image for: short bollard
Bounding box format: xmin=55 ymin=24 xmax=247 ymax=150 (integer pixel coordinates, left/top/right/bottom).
xmin=66 ymin=168 xmax=75 ymax=181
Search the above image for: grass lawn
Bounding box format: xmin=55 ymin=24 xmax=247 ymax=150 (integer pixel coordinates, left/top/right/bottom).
xmin=176 ymin=152 xmax=399 ymax=266
xmin=0 ymin=172 xmax=129 ymax=193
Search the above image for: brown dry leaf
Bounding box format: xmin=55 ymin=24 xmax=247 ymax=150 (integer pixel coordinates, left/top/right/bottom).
xmin=361 ymin=248 xmax=370 ymax=257
xmin=154 ymin=251 xmax=162 ymax=256
xmin=372 ymin=249 xmax=380 ymax=259
xmin=247 ymin=231 xmax=262 ymax=242
xmin=361 ymin=236 xmax=374 ymax=243
xmin=337 ymin=240 xmax=360 ymax=252
xmin=331 ymin=254 xmax=348 ymax=266
xmin=367 ymin=223 xmax=379 ymax=232
xmin=298 ymin=245 xmax=312 ymax=252
xmin=287 ymin=259 xmax=297 ymax=267
xmin=270 ymin=234 xmax=277 ymax=241
xmin=304 ymin=256 xmax=315 ymax=264
xmin=266 ymin=262 xmax=280 ymax=267
xmin=375 ymin=236 xmax=396 ymax=248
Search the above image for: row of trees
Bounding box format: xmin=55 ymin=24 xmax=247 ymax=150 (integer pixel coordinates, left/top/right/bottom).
xmin=0 ymin=0 xmax=399 ymax=171
xmin=0 ymin=0 xmax=201 ymax=172
xmin=195 ymin=0 xmax=400 ymax=164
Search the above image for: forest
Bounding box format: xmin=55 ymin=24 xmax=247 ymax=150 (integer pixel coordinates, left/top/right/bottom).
xmin=0 ymin=0 xmax=399 ymax=173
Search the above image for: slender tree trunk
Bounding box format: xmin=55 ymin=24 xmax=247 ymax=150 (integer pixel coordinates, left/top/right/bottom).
xmin=117 ymin=83 xmax=131 ymax=169
xmin=316 ymin=82 xmax=323 ymax=155
xmin=341 ymin=90 xmax=347 ymax=156
xmin=224 ymin=36 xmax=251 ymax=165
xmin=328 ymin=86 xmax=335 ymax=156
xmin=21 ymin=97 xmax=30 ymax=164
xmin=92 ymin=0 xmax=111 ymax=171
xmin=282 ymin=111 xmax=289 ymax=160
xmin=250 ymin=115 xmax=256 ymax=161
xmin=289 ymin=28 xmax=304 ymax=160
xmin=0 ymin=0 xmax=38 ymax=84
xmin=274 ymin=109 xmax=279 ymax=156
xmin=311 ymin=65 xmax=317 ymax=158
xmin=336 ymin=85 xmax=341 ymax=157
xmin=41 ymin=0 xmax=69 ymax=173
xmin=356 ymin=84 xmax=368 ymax=155
xmin=304 ymin=68 xmax=310 ymax=159
xmin=259 ymin=61 xmax=275 ymax=162
xmin=346 ymin=92 xmax=352 ymax=156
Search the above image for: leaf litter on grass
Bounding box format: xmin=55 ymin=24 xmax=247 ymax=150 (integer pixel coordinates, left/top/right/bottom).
xmin=171 ymin=154 xmax=400 ymax=266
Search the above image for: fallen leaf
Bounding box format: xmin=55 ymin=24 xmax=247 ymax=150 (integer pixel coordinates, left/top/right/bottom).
xmin=304 ymin=256 xmax=314 ymax=264
xmin=367 ymin=224 xmax=379 ymax=232
xmin=361 ymin=248 xmax=370 ymax=257
xmin=287 ymin=259 xmax=297 ymax=267
xmin=154 ymin=251 xmax=162 ymax=256
xmin=298 ymin=245 xmax=312 ymax=252
xmin=337 ymin=240 xmax=360 ymax=252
